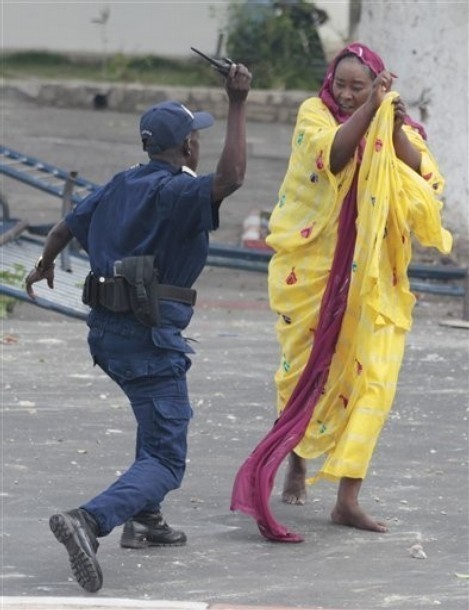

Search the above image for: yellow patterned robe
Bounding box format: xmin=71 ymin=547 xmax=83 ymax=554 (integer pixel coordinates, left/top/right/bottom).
xmin=267 ymin=93 xmax=452 ymax=484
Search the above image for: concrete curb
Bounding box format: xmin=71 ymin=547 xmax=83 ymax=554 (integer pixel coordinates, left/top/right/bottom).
xmin=0 ymin=598 xmax=332 ymax=610
xmin=2 ymin=78 xmax=310 ymax=124
xmin=0 ymin=599 xmax=206 ymax=610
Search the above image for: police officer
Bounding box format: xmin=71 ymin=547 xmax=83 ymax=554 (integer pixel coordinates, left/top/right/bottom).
xmin=25 ymin=62 xmax=252 ymax=593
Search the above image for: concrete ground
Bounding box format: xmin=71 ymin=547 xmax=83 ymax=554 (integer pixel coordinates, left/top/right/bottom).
xmin=1 ymin=91 xmax=469 ymax=609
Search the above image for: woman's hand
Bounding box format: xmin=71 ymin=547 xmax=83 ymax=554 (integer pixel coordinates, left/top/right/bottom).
xmin=391 ymin=97 xmax=422 ymax=172
xmin=367 ymin=70 xmax=395 ymax=111
xmin=330 ymin=69 xmax=396 ymax=174
xmin=392 ymin=96 xmax=407 ymax=133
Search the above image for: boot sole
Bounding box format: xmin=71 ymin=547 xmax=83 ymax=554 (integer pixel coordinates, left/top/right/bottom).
xmin=120 ymin=535 xmax=187 ymax=549
xmin=49 ymin=513 xmax=103 ymax=592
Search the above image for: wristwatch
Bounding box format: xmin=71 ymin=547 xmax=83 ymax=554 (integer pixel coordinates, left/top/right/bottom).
xmin=35 ymin=256 xmax=45 ymax=271
xmin=35 ymin=256 xmax=54 ymax=273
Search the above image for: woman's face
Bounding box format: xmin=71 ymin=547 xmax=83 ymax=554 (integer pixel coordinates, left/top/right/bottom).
xmin=331 ymin=56 xmax=374 ymax=115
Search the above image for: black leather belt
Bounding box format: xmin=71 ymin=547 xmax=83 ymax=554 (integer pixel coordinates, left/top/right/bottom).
xmin=82 ymin=273 xmax=197 ymax=312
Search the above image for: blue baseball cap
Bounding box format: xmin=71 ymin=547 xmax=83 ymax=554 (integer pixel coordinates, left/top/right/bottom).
xmin=140 ymin=101 xmax=214 ymax=154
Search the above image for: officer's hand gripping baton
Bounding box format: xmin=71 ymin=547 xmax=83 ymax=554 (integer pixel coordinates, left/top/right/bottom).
xmin=190 ymin=47 xmax=234 ymax=77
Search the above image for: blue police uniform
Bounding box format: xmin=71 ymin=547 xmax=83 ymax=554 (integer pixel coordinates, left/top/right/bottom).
xmin=65 ymin=160 xmax=218 ymax=536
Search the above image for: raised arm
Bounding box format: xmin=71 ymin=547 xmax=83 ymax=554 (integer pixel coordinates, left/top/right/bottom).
xmin=211 ymin=63 xmax=252 ymax=203
xmin=392 ymin=97 xmax=422 ymax=172
xmin=330 ymin=70 xmax=393 ymax=174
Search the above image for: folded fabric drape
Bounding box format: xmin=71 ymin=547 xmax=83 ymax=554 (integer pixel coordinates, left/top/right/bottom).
xmin=230 ymin=94 xmax=452 ymax=542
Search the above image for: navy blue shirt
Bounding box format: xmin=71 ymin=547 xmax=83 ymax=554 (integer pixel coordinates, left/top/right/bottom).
xmin=65 ymin=160 xmax=218 ymax=288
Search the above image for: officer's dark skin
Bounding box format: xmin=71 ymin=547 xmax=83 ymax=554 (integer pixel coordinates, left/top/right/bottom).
xmin=25 ymin=62 xmax=252 ymax=298
xmin=148 ymin=62 xmax=251 ymax=203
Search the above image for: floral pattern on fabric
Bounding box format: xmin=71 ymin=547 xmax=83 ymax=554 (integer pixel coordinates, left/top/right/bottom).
xmin=266 ymin=94 xmax=451 ymax=483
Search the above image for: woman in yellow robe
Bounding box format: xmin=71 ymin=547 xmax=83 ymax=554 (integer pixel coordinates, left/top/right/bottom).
xmin=231 ymin=43 xmax=452 ymax=542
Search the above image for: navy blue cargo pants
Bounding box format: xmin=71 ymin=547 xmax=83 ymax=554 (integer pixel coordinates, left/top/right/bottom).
xmin=81 ymin=308 xmax=193 ymax=537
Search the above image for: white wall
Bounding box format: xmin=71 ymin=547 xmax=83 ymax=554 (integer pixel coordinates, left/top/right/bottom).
xmin=355 ymin=0 xmax=469 ymax=236
xmin=2 ymin=0 xmax=349 ymax=58
xmin=315 ymin=0 xmax=350 ymax=58
xmin=2 ymin=0 xmax=223 ymax=57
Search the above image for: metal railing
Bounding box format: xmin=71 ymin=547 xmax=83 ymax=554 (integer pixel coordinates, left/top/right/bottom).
xmin=1 ymin=145 xmax=467 ymax=320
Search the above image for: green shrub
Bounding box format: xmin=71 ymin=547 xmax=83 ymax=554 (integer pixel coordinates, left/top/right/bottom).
xmin=223 ymin=0 xmax=328 ymax=90
xmin=3 ymin=5 xmax=329 ymax=91
xmin=4 ymin=50 xmax=71 ymax=67
xmin=2 ymin=49 xmax=223 ymax=87
xmin=0 ymin=264 xmax=27 ymax=319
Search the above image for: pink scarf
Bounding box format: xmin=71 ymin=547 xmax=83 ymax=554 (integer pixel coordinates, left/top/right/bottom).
xmin=230 ymin=170 xmax=358 ymax=542
xmin=230 ymin=42 xmax=425 ymax=543
xmin=320 ymin=42 xmax=426 ymax=138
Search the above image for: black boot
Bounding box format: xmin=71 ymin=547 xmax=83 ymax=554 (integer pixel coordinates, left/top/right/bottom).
xmin=120 ymin=510 xmax=187 ymax=549
xmin=49 ymin=508 xmax=103 ymax=593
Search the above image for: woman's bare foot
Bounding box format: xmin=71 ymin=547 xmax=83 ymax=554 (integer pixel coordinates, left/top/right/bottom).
xmin=331 ymin=502 xmax=388 ymax=532
xmin=282 ymin=452 xmax=307 ymax=505
xmin=332 ymin=477 xmax=387 ymax=532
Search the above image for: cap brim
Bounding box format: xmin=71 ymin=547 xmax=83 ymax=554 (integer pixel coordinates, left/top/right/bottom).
xmin=192 ymin=111 xmax=215 ymax=130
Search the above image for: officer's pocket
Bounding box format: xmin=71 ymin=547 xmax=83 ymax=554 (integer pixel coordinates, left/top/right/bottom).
xmin=154 ymin=397 xmax=192 ymax=422
xmin=151 ymin=328 xmax=195 ymax=354
xmin=150 ymin=328 xmax=193 ymax=376
xmin=107 ymin=351 xmax=190 ymax=383
xmin=107 ymin=359 xmax=149 ymax=382
xmin=141 ymin=397 xmax=193 ymax=467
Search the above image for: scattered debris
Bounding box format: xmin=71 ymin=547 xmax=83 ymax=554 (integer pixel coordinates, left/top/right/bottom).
xmin=409 ymin=543 xmax=428 ymax=559
xmin=2 ymin=334 xmax=18 ymax=345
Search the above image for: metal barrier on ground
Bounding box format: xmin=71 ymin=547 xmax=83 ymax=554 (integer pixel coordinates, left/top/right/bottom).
xmin=1 ymin=145 xmax=467 ymax=322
